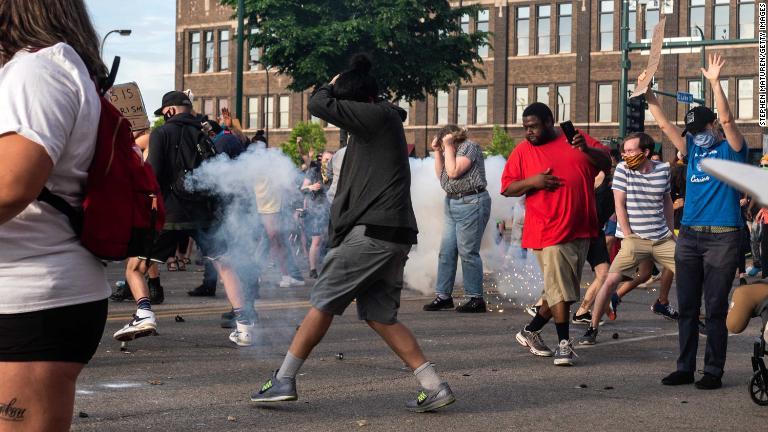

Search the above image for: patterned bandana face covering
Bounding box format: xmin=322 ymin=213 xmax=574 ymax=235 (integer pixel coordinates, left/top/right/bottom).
xmin=691 ymin=131 xmax=717 ymax=149
xmin=623 ymin=153 xmax=647 ymax=171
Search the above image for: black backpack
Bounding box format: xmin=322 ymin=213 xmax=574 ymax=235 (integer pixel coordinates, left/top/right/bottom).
xmin=170 ymin=123 xmax=217 ymax=202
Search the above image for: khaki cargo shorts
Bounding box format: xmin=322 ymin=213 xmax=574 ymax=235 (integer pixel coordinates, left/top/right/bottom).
xmin=534 ymin=238 xmax=590 ymax=306
xmin=609 ymin=234 xmax=676 ymax=275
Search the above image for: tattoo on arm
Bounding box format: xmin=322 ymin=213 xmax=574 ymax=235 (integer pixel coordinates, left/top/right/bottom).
xmin=0 ymin=398 xmax=27 ymax=422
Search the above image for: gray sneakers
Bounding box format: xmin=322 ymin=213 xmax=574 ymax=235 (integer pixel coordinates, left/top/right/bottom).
xmin=515 ymin=328 xmax=554 ymax=356
xmin=578 ymin=326 xmax=599 ymax=345
xmin=250 ymin=371 xmax=297 ymax=402
xmin=405 ymin=383 xmax=456 ymax=413
xmin=553 ymin=339 xmax=576 ymax=366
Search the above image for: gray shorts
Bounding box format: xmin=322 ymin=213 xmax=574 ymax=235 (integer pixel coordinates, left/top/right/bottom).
xmin=309 ymin=225 xmax=411 ymax=324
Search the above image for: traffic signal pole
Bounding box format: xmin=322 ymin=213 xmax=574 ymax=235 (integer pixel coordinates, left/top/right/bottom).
xmin=618 ymin=0 xmax=757 ymax=139
xmin=619 ymin=0 xmax=630 ymax=138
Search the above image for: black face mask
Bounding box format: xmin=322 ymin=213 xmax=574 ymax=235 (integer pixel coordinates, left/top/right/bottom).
xmin=163 ymin=108 xmax=176 ymax=121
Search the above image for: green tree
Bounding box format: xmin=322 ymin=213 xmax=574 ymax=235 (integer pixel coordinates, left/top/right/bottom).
xmin=151 ymin=117 xmax=165 ymax=131
xmin=220 ymin=0 xmax=490 ymax=101
xmin=281 ymin=121 xmax=327 ymax=166
xmin=484 ymin=125 xmax=516 ymax=158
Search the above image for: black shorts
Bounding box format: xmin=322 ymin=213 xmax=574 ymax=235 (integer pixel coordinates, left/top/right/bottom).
xmin=0 ymin=299 xmax=108 ymax=363
xmin=305 ymin=210 xmax=329 ymax=237
xmin=136 ymin=228 xmax=224 ymax=263
xmin=586 ymin=230 xmax=610 ymax=269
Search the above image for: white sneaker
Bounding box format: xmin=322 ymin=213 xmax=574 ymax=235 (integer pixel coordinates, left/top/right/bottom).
xmin=279 ymin=276 xmax=305 ymax=288
xmin=229 ymin=321 xmax=256 ymax=346
xmin=638 ymin=273 xmax=661 ymax=288
xmin=114 ymin=309 xmax=157 ymax=341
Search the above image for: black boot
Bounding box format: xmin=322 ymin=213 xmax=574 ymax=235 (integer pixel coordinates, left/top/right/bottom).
xmin=148 ymin=278 xmax=164 ymax=304
xmin=187 ymin=284 xmax=216 ymax=297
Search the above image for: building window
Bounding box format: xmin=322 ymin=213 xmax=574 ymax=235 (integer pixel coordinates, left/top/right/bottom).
xmin=248 ymin=97 xmax=259 ymax=129
xmin=713 ymin=0 xmax=730 ymax=40
xmin=203 ymin=31 xmax=214 ymax=73
xmin=688 ymin=80 xmax=702 ymax=107
xmin=599 ymin=1 xmax=613 ymax=52
xmin=278 ymin=95 xmax=289 ymax=128
xmin=219 ymin=30 xmax=230 ymax=71
xmin=628 ymin=1 xmax=637 ymax=43
xmin=189 ymin=32 xmax=200 ymax=73
xmin=537 ymin=5 xmax=551 ymax=55
xmin=477 ymin=9 xmax=489 ymax=58
xmin=715 ymin=79 xmax=729 ymax=115
xmin=249 ymin=26 xmax=260 ymax=70
xmin=598 ymin=83 xmax=612 ymax=123
xmin=556 ymin=85 xmax=570 ymax=122
xmin=517 ymin=7 xmax=530 ymax=56
xmin=645 ymin=2 xmax=659 ymax=40
xmin=515 ymin=87 xmax=529 ymax=123
xmin=536 ymin=85 xmax=549 ymax=105
xmin=203 ymin=98 xmax=214 ymax=119
xmin=265 ymin=96 xmax=274 ymax=129
xmin=738 ymin=78 xmax=753 ymax=119
xmin=558 ymin=4 xmax=572 ymax=53
xmin=739 ymin=0 xmax=755 ymax=39
xmin=475 ymin=88 xmax=488 ymax=125
xmin=436 ymin=91 xmax=449 ymax=125
xmin=460 ymin=14 xmax=470 ymax=34
xmin=457 ymin=89 xmax=468 ymax=125
xmin=219 ymin=98 xmax=229 ymax=115
xmin=397 ymin=99 xmax=410 ymax=126
xmin=689 ymin=0 xmax=705 ymax=37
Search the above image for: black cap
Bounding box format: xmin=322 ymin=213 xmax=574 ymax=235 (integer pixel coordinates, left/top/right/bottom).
xmin=154 ymin=90 xmax=193 ymax=116
xmin=681 ymin=106 xmax=716 ymax=137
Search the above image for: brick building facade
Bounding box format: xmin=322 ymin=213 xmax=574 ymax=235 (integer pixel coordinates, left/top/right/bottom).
xmin=175 ymin=0 xmax=764 ymax=160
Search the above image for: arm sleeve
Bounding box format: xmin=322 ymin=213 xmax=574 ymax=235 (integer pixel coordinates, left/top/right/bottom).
xmin=612 ymin=164 xmax=628 ymax=193
xmin=307 ymin=85 xmax=386 ymax=138
xmin=0 ymin=55 xmax=80 ymax=165
xmin=500 ymin=147 xmax=523 ymax=193
xmin=147 ymin=129 xmax=166 ymax=183
xmin=457 ymin=141 xmax=478 ymax=162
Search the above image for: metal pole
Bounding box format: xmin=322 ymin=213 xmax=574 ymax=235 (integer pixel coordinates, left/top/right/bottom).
xmin=695 ymin=26 xmax=706 ymax=104
xmin=265 ymin=66 xmax=270 ymax=143
xmin=619 ymin=0 xmax=630 ymax=138
xmin=235 ymin=0 xmax=245 ymax=121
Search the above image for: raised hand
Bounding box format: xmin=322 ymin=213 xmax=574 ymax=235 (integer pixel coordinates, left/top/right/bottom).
xmin=701 ymin=53 xmax=725 ymax=81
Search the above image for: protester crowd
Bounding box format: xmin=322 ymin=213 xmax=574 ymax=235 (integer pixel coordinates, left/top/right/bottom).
xmin=2 ymin=1 xmax=768 ymax=429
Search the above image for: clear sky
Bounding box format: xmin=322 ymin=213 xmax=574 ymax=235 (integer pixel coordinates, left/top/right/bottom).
xmin=85 ymin=0 xmax=176 ymax=120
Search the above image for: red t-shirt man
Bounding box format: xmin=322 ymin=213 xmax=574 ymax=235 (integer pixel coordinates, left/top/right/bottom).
xmin=501 ymin=130 xmax=606 ymax=250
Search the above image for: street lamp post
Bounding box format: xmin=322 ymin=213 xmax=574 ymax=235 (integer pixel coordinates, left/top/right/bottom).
xmin=100 ymin=29 xmax=132 ymax=58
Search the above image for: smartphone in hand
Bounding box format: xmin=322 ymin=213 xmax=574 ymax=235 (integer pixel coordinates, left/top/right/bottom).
xmin=560 ymin=121 xmax=577 ymax=144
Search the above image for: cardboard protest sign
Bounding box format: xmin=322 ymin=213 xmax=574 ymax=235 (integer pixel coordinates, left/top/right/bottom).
xmin=702 ymin=160 xmax=768 ymax=207
xmin=107 ymin=82 xmax=150 ymax=131
xmin=631 ymin=15 xmax=666 ymax=98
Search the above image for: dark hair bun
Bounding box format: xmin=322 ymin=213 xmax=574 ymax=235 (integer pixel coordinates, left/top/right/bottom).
xmin=349 ymin=53 xmax=372 ymax=74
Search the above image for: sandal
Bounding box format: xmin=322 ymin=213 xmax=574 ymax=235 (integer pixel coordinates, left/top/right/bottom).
xmin=177 ymin=257 xmax=187 ymax=272
xmin=166 ymin=257 xmax=178 ymax=272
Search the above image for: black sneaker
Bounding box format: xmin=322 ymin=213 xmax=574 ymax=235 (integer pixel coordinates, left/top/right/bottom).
xmin=578 ymin=326 xmax=599 ymax=345
xmin=309 ymin=269 xmax=318 ymax=279
xmin=187 ymin=284 xmax=216 ymax=297
xmin=455 ymin=297 xmax=486 ymax=313
xmin=148 ymin=280 xmax=164 ymax=304
xmin=221 ymin=309 xmax=236 ymax=329
xmin=423 ymin=296 xmax=454 ymax=311
xmin=695 ymin=373 xmax=722 ymax=390
xmin=109 ymin=281 xmax=132 ymax=302
xmin=661 ymin=371 xmax=695 ymax=386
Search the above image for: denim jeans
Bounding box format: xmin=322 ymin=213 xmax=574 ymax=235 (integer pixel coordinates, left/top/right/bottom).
xmin=675 ymin=226 xmax=740 ymax=378
xmin=436 ymin=191 xmax=491 ymax=298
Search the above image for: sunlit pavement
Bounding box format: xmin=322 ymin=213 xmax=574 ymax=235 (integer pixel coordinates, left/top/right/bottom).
xmin=71 ymin=262 xmax=768 ymax=431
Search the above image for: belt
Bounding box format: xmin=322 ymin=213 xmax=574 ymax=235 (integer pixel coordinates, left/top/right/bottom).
xmin=685 ymin=225 xmax=740 ymax=233
xmin=446 ymin=187 xmax=486 ymax=200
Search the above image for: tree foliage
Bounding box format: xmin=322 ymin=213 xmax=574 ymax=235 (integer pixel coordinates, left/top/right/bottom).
xmin=220 ymin=0 xmax=490 ymax=101
xmin=280 ymin=121 xmax=327 ymax=166
xmin=485 ymin=125 xmax=516 ymax=158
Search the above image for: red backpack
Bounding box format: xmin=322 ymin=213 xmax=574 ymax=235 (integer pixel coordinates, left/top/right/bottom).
xmin=38 ymin=57 xmax=165 ymax=261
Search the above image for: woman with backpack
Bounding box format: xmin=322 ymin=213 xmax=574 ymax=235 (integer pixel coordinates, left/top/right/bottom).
xmin=0 ymin=1 xmax=110 ymax=430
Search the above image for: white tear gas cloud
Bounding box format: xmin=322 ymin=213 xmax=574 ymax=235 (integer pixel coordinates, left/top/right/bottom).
xmin=187 ymin=147 xmax=542 ymax=308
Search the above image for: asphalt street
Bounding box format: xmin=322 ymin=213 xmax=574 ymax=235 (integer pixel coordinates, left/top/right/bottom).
xmin=71 ymin=262 xmax=768 ymax=431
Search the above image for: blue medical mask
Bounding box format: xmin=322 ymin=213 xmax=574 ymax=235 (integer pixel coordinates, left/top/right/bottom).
xmin=692 ymin=131 xmax=717 ymax=149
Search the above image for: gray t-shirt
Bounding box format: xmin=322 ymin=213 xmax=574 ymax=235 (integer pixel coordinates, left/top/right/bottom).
xmin=440 ymin=140 xmax=487 ymax=194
